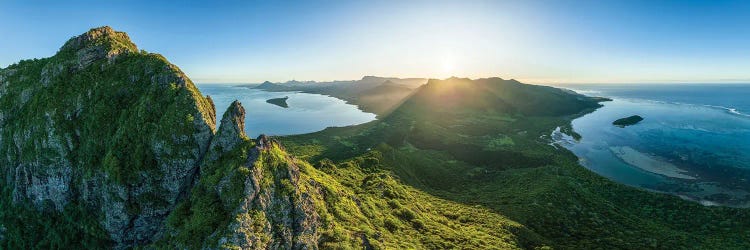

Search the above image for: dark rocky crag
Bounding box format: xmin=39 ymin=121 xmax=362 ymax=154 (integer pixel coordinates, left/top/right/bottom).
xmin=0 ymin=26 xmax=217 ymax=247
xmin=216 ymin=135 xmax=321 ymax=249
xmin=204 ymin=100 xmax=248 ymax=162
xmin=152 ymin=96 xmax=322 ymax=248
xmin=0 ymin=26 xmax=326 ymax=249
xmin=0 ymin=27 xmax=215 ymax=246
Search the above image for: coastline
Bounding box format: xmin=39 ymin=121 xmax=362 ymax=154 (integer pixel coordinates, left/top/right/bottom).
xmin=557 ymin=87 xmax=750 ymax=208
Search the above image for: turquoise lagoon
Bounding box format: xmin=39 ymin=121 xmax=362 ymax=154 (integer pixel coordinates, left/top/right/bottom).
xmin=555 ymin=84 xmax=750 ymax=207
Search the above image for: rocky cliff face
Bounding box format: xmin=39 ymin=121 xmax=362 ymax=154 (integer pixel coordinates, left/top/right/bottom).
xmin=0 ymin=26 xmax=326 ymax=249
xmin=216 ymin=135 xmax=321 ymax=249
xmin=159 ymin=99 xmax=322 ymax=249
xmin=205 ymin=100 xmax=247 ymax=162
xmin=0 ymin=26 xmax=216 ymax=247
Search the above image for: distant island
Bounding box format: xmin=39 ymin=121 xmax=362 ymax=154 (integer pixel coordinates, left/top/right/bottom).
xmin=613 ymin=115 xmax=644 ymax=127
xmin=266 ymin=96 xmax=289 ymax=108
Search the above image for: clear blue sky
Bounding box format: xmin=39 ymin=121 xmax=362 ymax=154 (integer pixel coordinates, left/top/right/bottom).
xmin=2 ymin=0 xmax=750 ymax=84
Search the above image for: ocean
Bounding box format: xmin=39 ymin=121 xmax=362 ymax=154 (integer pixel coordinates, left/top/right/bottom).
xmin=555 ymin=84 xmax=750 ymax=207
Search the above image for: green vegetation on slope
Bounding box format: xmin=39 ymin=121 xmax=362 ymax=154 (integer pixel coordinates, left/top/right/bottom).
xmin=0 ymin=189 xmax=111 ymax=249
xmin=160 ymin=134 xmax=547 ymax=249
xmin=161 ymin=140 xmax=257 ymax=248
xmin=0 ymin=26 xmax=214 ymax=183
xmin=293 ymin=150 xmax=546 ymax=249
xmin=281 ymin=77 xmax=750 ymax=249
xmin=0 ymin=26 xmax=216 ymax=248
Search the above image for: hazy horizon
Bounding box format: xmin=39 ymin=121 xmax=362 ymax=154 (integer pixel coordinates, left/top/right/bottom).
xmin=3 ymin=1 xmax=750 ymax=84
xmin=195 ymin=77 xmax=750 ymax=85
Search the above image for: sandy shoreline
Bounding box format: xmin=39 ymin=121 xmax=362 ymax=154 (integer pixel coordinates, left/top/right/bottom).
xmin=610 ymin=146 xmax=696 ymax=180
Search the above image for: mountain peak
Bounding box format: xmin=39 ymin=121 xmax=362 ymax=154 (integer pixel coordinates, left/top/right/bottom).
xmin=219 ymin=100 xmax=248 ymax=140
xmin=60 ymin=26 xmax=138 ymax=57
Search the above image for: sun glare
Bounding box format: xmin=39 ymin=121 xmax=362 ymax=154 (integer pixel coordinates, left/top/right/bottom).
xmin=441 ymin=56 xmax=455 ymax=77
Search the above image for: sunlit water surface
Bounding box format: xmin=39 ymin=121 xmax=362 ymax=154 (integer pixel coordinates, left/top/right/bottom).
xmin=197 ymin=84 xmax=376 ymax=138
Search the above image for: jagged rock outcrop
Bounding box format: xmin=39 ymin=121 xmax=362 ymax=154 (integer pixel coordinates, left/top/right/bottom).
xmin=0 ymin=26 xmax=325 ymax=249
xmin=0 ymin=26 xmax=216 ymax=248
xmin=205 ymin=100 xmax=247 ymax=162
xmin=215 ymin=135 xmax=321 ymax=249
xmin=161 ymin=99 xmax=321 ymax=248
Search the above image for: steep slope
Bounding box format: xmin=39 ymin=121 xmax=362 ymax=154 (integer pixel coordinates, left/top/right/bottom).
xmin=282 ymin=77 xmax=750 ymax=249
xmin=0 ymin=26 xmax=217 ymax=248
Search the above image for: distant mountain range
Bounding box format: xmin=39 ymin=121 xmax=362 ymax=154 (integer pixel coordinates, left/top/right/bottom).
xmin=242 ymin=76 xmax=427 ymax=90
xmin=245 ymin=76 xmax=428 ymax=116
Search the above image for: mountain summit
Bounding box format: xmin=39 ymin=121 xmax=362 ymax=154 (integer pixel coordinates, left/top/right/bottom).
xmin=60 ymin=26 xmax=138 ymax=53
xmin=58 ymin=26 xmax=139 ymax=70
